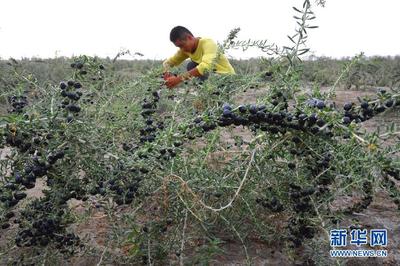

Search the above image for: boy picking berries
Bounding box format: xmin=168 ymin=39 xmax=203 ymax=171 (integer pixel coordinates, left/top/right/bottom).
xmin=163 ymin=26 xmax=235 ymax=88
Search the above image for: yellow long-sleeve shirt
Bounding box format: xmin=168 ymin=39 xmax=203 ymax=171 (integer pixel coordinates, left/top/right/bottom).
xmin=165 ymin=38 xmax=235 ymax=75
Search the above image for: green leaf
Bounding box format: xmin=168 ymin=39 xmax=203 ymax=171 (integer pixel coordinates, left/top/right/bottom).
xmin=288 ymin=35 xmax=296 ymax=44
xmin=307 ymin=25 xmax=319 ymax=29
xmin=298 ymin=56 xmax=303 ymax=63
xmin=298 ymin=49 xmax=310 ymax=55
xmin=293 ymin=6 xmax=302 ymax=13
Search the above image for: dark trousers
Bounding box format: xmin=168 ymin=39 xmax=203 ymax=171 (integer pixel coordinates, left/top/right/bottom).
xmin=186 ymin=61 xmax=209 ymax=81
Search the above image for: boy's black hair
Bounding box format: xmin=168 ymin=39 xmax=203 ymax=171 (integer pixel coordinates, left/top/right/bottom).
xmin=170 ymin=26 xmax=193 ymax=42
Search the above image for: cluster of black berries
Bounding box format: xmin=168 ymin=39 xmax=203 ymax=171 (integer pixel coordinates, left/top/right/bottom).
xmin=140 ymin=90 xmax=163 ymax=143
xmin=307 ymin=153 xmax=335 ymax=186
xmin=7 ymin=95 xmax=28 ymax=113
xmin=0 ymin=148 xmax=66 ymax=213
xmin=70 ymin=61 xmax=87 ymax=75
xmin=0 ymin=183 xmax=27 ymax=209
xmin=47 ymin=182 xmax=87 ymax=205
xmin=121 ymin=141 xmax=136 ymax=152
xmin=264 ymin=71 xmax=273 ymax=81
xmin=191 ymin=116 xmax=217 ymax=134
xmin=283 ymin=179 xmax=324 ymax=247
xmin=4 ymin=130 xmax=31 ymax=153
xmin=306 ymin=98 xmax=326 ymax=109
xmin=269 ymin=90 xmax=289 ymax=110
xmin=0 ymin=210 xmax=16 ymax=230
xmin=0 ymin=160 xmax=49 ymax=209
xmin=340 ymin=92 xmax=399 ymax=125
xmin=23 ymin=151 xmax=65 ymax=189
xmin=16 ymin=228 xmax=80 ymax=249
xmin=47 ymin=150 xmax=66 ymax=165
xmin=189 ymin=103 xmax=329 ymax=137
xmin=71 ymin=60 xmax=105 ymax=81
xmin=186 ymin=91 xmax=400 ymax=142
xmin=113 ymin=181 xmax=138 ymax=206
xmin=255 ymin=196 xmax=284 ymax=213
xmin=287 ymin=217 xmax=316 ymax=247
xmin=4 ymin=129 xmax=55 ymax=154
xmin=289 ymin=184 xmax=316 ymax=214
xmin=157 ymin=147 xmax=178 ymax=161
xmin=14 ymin=200 xmax=80 ymax=248
xmin=0 ymin=157 xmax=67 ymax=229
xmin=59 ymin=80 xmax=83 ymax=122
xmin=19 ymin=160 xmax=47 ymax=189
xmin=89 ymin=175 xmax=141 ymax=206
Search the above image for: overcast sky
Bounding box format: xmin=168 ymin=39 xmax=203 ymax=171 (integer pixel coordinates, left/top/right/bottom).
xmin=0 ymin=0 xmax=399 ymax=60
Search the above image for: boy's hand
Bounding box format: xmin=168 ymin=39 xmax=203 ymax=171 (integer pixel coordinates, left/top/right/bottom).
xmin=162 ymin=72 xmax=173 ymax=80
xmin=165 ymin=75 xmax=182 ymax=89
xmin=162 ymin=60 xmax=171 ymax=72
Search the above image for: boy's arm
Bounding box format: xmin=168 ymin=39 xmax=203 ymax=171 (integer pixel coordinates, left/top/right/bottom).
xmin=163 ymin=49 xmax=189 ymax=72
